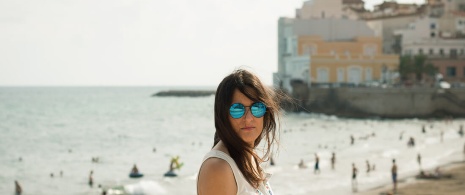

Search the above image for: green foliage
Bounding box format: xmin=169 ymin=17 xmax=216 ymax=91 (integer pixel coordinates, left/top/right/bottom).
xmin=398 ymin=55 xmax=437 ymax=81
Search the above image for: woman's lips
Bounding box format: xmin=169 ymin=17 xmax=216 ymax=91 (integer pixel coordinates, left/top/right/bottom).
xmin=241 ymin=126 xmax=255 ymax=131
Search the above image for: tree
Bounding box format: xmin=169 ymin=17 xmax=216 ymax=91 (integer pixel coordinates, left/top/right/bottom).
xmin=398 ymin=55 xmax=437 ymax=82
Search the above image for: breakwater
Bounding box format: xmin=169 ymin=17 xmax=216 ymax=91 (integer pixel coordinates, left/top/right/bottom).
xmin=153 ymin=90 xmax=215 ymax=97
xmin=288 ymin=85 xmax=465 ymax=118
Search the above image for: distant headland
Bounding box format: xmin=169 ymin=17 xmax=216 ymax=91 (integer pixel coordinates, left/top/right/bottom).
xmin=152 ymin=90 xmax=215 ymax=97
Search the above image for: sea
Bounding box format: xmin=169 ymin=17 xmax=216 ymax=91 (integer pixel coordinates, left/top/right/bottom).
xmin=1 ymin=87 xmax=464 ymax=195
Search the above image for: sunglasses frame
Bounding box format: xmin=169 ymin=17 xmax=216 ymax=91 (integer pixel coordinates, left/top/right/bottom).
xmin=229 ymin=102 xmax=267 ymax=119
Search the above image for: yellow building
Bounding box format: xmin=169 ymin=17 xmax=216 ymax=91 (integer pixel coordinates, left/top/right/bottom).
xmin=298 ymin=36 xmax=399 ymax=84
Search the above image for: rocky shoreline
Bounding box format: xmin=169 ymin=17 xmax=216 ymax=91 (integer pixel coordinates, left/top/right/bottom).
xmin=152 ymin=90 xmax=215 ymax=97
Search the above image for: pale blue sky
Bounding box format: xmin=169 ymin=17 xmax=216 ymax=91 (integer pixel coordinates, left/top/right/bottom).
xmin=0 ymin=0 xmax=424 ymax=86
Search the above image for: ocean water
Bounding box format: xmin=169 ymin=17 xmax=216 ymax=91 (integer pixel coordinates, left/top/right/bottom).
xmin=0 ymin=87 xmax=464 ymax=195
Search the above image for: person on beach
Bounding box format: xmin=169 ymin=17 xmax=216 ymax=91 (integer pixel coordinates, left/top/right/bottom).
xmin=314 ymin=153 xmax=320 ymax=174
xmin=197 ymin=69 xmax=285 ymax=195
xmin=391 ymin=159 xmax=398 ymax=193
xmin=417 ymin=153 xmax=422 ymax=168
xmin=298 ymin=159 xmax=307 ymax=169
xmin=350 ymin=135 xmax=354 ymax=145
xmin=131 ymin=164 xmax=139 ymax=174
xmin=366 ymin=160 xmax=371 ymax=175
xmin=331 ymin=152 xmax=336 ymax=170
xmin=422 ymin=125 xmax=426 ymax=134
xmin=89 ymin=170 xmax=94 ymax=187
xmin=463 ymin=142 xmax=465 ymax=156
xmin=352 ymin=163 xmax=358 ymax=191
xmin=459 ymin=125 xmax=464 ymax=137
xmin=15 ymin=180 xmax=22 ymax=195
xmin=434 ymin=167 xmax=442 ymax=177
xmin=169 ymin=156 xmax=183 ymax=172
xmin=408 ymin=137 xmax=415 ymax=147
xmin=440 ymin=130 xmax=444 ymax=143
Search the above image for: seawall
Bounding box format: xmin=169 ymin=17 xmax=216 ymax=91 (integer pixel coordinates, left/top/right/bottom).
xmin=289 ymin=85 xmax=465 ymax=118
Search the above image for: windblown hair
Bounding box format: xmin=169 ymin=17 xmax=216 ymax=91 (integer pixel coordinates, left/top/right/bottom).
xmin=213 ymin=69 xmax=282 ymax=188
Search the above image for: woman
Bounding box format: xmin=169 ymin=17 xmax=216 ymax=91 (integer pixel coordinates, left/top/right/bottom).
xmin=197 ymin=69 xmax=283 ymax=195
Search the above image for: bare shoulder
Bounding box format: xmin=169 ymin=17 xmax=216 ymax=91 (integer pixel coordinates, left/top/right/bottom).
xmin=198 ymin=157 xmax=236 ymax=195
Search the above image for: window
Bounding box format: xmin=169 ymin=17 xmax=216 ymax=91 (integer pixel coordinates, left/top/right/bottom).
xmin=345 ymin=50 xmax=351 ymax=57
xmin=292 ymin=38 xmax=297 ymax=56
xmin=303 ymin=44 xmax=317 ymax=55
xmin=337 ymin=68 xmax=345 ymax=82
xmin=431 ymin=32 xmax=436 ymax=37
xmin=365 ymin=68 xmax=372 ymax=81
xmin=460 ymin=4 xmax=465 ymax=12
xmin=317 ymin=68 xmax=329 ymax=82
xmin=430 ymin=23 xmax=436 ymax=29
xmin=450 ymin=49 xmax=458 ymax=59
xmin=446 ymin=67 xmax=456 ymax=77
xmin=348 ymin=67 xmax=362 ymax=84
xmin=429 ymin=48 xmax=434 ymax=55
xmin=364 ymin=44 xmax=377 ymax=56
xmin=440 ymin=48 xmax=444 ymax=56
xmin=419 ymin=48 xmax=424 ymax=55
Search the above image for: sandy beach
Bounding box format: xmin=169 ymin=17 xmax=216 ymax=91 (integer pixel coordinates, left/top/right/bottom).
xmin=361 ymin=160 xmax=465 ymax=195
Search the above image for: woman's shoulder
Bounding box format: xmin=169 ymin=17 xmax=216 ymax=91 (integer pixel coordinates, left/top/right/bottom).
xmin=198 ymin=156 xmax=236 ymax=194
xmin=202 ymin=157 xmax=231 ymax=172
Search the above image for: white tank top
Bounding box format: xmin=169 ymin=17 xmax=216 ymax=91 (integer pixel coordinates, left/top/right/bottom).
xmin=200 ymin=150 xmax=273 ymax=195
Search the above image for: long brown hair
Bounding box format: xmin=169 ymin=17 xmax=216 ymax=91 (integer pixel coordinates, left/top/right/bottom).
xmin=213 ymin=69 xmax=282 ymax=188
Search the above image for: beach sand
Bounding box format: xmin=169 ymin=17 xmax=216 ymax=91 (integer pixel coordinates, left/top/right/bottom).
xmin=360 ymin=160 xmax=465 ymax=195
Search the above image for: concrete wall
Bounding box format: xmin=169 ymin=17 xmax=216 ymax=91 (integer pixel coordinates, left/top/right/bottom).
xmin=292 ymin=86 xmax=465 ymax=118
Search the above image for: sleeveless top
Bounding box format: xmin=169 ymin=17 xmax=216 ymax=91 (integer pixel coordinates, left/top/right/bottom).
xmin=200 ymin=150 xmax=274 ymax=195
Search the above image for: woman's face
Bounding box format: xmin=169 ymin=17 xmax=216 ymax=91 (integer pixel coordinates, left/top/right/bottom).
xmin=228 ymin=89 xmax=264 ymax=147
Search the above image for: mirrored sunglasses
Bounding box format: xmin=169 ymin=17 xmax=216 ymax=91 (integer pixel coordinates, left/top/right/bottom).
xmin=229 ymin=102 xmax=267 ymax=119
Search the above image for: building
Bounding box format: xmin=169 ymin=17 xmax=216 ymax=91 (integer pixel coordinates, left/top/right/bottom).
xmin=298 ymin=36 xmax=398 ymax=85
xmin=343 ymin=0 xmax=368 ymax=20
xmin=394 ymin=0 xmax=465 ymax=83
xmin=275 ymin=17 xmax=377 ymax=92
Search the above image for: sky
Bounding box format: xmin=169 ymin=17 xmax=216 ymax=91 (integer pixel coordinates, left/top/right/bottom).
xmin=0 ymin=0 xmax=424 ymax=86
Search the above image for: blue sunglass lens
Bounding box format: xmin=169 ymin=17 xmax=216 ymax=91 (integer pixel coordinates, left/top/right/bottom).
xmin=230 ymin=103 xmax=245 ymax=119
xmin=251 ymin=102 xmax=266 ymax=118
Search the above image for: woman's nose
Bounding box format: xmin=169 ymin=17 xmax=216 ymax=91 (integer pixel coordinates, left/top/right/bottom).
xmin=244 ymin=108 xmax=253 ymax=121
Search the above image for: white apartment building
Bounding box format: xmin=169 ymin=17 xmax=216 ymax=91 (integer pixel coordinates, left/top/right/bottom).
xmin=395 ymin=16 xmax=465 ymax=58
